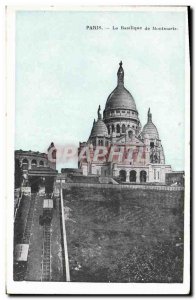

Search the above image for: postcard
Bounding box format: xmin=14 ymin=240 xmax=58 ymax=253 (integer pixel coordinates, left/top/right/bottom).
xmin=6 ymin=6 xmax=190 ymax=295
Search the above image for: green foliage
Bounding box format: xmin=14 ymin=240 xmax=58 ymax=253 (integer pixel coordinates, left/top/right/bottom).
xmin=15 ymin=158 xmax=23 ymax=188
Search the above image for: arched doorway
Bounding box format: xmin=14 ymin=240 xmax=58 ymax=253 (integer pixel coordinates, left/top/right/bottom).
xmin=39 ymin=160 xmax=44 ymax=167
xmin=119 ymin=170 xmax=126 ymax=182
xmin=130 ymin=170 xmax=136 ymax=182
xmin=140 ymin=170 xmax=147 ymax=183
xmin=29 ymin=176 xmax=41 ymax=193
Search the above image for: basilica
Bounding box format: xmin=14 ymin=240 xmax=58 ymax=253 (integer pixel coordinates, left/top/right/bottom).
xmin=78 ymin=61 xmax=173 ymax=184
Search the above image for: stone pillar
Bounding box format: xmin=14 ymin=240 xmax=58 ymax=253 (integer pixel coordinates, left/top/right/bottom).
xmin=126 ymin=170 xmax=129 ymax=182
xmin=112 ymin=164 xmax=118 ymax=177
xmin=146 ymin=171 xmax=149 ymax=183
xmin=136 ymin=170 xmax=140 ymax=183
xmin=110 ymin=125 xmax=112 ymax=135
xmin=28 ymin=159 xmax=31 ymax=170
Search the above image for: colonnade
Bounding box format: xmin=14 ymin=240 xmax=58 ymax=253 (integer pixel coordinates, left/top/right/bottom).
xmin=119 ymin=169 xmax=147 ymax=183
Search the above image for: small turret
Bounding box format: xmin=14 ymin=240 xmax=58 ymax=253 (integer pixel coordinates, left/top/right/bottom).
xmin=142 ymin=108 xmax=159 ymax=140
xmin=97 ymin=105 xmax=102 ymax=120
xmin=148 ymin=108 xmax=152 ymax=122
xmin=47 ymin=142 xmax=57 ymax=170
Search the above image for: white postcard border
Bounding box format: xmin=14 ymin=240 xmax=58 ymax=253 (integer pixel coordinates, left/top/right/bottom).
xmin=6 ymin=5 xmax=190 ymax=295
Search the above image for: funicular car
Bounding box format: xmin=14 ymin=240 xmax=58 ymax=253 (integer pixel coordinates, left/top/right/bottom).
xmin=42 ymin=199 xmax=53 ymax=224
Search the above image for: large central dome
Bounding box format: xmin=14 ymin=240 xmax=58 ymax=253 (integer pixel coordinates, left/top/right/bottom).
xmin=105 ymin=85 xmax=136 ymax=110
xmin=104 ymin=61 xmax=137 ymax=112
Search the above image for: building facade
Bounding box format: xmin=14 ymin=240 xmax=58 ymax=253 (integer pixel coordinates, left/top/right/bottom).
xmin=15 ymin=142 xmax=58 ymax=191
xmin=78 ymin=62 xmax=172 ymax=184
xmin=15 ymin=142 xmax=57 ymax=171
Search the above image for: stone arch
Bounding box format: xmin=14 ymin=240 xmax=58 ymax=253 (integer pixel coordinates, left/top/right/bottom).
xmin=31 ymin=159 xmax=37 ymax=169
xmin=128 ymin=130 xmax=133 ymax=139
xmin=22 ymin=158 xmax=29 ymax=170
xmin=39 ymin=160 xmax=44 ymax=167
xmin=122 ymin=124 xmax=126 ymax=133
xmin=140 ymin=170 xmax=147 ymax=183
xmin=130 ymin=170 xmax=136 ymax=182
xmin=116 ymin=124 xmax=120 ymax=133
xmin=119 ymin=170 xmax=126 ymax=182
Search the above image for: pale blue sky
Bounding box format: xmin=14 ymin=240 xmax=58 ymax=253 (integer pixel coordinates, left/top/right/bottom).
xmin=15 ymin=10 xmax=186 ymax=171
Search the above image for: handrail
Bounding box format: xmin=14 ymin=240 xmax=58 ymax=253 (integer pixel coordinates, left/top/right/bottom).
xmin=60 ymin=184 xmax=70 ymax=282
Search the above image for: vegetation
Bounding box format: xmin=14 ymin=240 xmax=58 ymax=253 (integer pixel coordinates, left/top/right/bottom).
xmin=15 ymin=158 xmax=23 ymax=189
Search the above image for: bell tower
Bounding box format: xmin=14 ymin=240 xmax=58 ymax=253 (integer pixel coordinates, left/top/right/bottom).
xmin=47 ymin=142 xmax=57 ymax=170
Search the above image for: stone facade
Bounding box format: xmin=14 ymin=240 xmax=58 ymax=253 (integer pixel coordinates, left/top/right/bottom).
xmin=15 ymin=142 xmax=57 ymax=171
xmin=78 ymin=62 xmax=173 ymax=184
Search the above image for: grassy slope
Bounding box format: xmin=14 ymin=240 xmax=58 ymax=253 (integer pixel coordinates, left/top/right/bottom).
xmin=63 ymin=187 xmax=184 ymax=283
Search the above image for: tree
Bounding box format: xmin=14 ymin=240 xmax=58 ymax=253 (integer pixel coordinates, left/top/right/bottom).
xmin=15 ymin=158 xmax=23 ymax=189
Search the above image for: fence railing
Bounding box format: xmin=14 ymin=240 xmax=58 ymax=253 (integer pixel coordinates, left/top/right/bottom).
xmin=57 ymin=181 xmax=184 ymax=192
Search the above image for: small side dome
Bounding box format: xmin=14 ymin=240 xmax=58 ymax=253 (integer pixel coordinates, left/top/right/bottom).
xmin=142 ymin=108 xmax=159 ymax=139
xmin=90 ymin=119 xmax=108 ymax=137
xmin=90 ymin=105 xmax=108 ymax=137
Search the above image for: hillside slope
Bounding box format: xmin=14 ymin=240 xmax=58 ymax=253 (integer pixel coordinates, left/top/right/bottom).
xmin=63 ymin=187 xmax=184 ymax=283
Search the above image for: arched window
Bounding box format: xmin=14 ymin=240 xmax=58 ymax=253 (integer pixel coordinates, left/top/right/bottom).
xmin=31 ymin=159 xmax=37 ymax=169
xmin=117 ymin=124 xmax=120 ymax=133
xmin=108 ymin=126 xmax=110 ymax=134
xmin=39 ymin=160 xmax=44 ymax=166
xmin=22 ymin=158 xmax=29 ymax=170
xmin=122 ymin=124 xmax=126 ymax=133
xmin=128 ymin=131 xmax=133 ymax=139
xmin=140 ymin=170 xmax=147 ymax=183
xmin=130 ymin=170 xmax=137 ymax=182
xmin=52 ymin=150 xmax=56 ymax=159
xmin=119 ymin=170 xmax=126 ymax=182
xmin=150 ymin=142 xmax=154 ymax=148
xmin=112 ymin=125 xmax=115 ymax=132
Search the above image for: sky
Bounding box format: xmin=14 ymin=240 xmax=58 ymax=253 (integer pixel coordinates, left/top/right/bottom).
xmin=15 ymin=9 xmax=186 ymax=171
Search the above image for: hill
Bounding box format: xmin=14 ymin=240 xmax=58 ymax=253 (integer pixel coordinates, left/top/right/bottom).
xmin=63 ymin=186 xmax=184 ymax=282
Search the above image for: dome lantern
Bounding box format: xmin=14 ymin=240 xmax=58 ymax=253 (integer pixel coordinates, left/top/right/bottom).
xmin=148 ymin=108 xmax=152 ymax=122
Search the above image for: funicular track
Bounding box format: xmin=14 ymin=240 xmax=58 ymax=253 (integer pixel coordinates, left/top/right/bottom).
xmin=41 ymin=223 xmax=51 ymax=281
xmin=41 ymin=197 xmax=53 ymax=281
